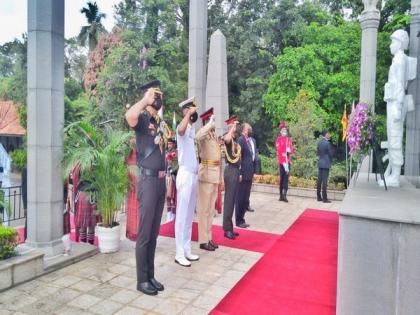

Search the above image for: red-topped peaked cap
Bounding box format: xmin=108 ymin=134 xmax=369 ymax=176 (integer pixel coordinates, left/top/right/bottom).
xmin=225 ymin=115 xmax=238 ymax=126
xmin=200 ymin=107 xmax=214 ymax=125
xmin=279 ymin=121 xmax=288 ymax=130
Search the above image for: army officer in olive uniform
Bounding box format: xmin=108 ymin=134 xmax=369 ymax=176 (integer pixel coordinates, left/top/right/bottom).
xmin=195 ymin=108 xmax=222 ymax=251
xmin=125 ymin=80 xmax=166 ymax=296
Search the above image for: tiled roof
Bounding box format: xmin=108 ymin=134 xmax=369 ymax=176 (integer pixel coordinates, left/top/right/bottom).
xmin=0 ymin=101 xmax=26 ymax=136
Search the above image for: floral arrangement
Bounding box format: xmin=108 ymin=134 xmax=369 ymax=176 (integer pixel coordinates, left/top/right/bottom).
xmin=346 ymin=102 xmax=376 ymax=157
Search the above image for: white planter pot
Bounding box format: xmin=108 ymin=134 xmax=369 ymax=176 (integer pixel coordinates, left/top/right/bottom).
xmin=96 ymin=223 xmax=121 ymax=254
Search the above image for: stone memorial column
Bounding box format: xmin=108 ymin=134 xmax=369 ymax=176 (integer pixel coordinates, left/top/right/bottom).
xmin=188 ymin=0 xmax=207 ymax=127
xmin=359 ymin=0 xmax=380 ymax=111
xmin=406 ymin=0 xmax=420 ymax=186
xmin=26 ymin=0 xmax=65 ymax=256
xmin=205 ymin=30 xmax=229 ymax=136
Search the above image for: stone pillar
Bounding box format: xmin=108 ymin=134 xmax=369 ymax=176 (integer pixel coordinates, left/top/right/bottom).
xmin=205 ymin=30 xmax=229 ymax=136
xmin=406 ymin=0 xmax=420 ymax=187
xmin=188 ymin=0 xmax=207 ymax=127
xmin=26 ymin=0 xmax=65 ymax=256
xmin=359 ymin=0 xmax=380 ymax=111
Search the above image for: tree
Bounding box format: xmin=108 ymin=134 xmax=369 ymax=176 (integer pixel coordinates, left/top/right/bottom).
xmin=95 ymin=30 xmax=177 ymax=128
xmin=264 ymin=22 xmax=362 ymax=143
xmin=206 ymin=0 xmax=332 ymax=154
xmin=78 ymin=1 xmax=107 ymax=51
xmin=0 ymin=35 xmax=27 ymax=106
xmin=287 ymin=90 xmax=324 ymax=179
xmin=65 ymin=38 xmax=88 ymax=85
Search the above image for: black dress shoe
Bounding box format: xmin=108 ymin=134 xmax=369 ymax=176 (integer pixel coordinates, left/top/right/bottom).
xmin=317 ymin=198 xmax=322 ymax=202
xmin=323 ymin=199 xmax=332 ymax=203
xmin=237 ymin=223 xmax=250 ymax=228
xmin=137 ymin=282 xmax=158 ymax=295
xmin=209 ymin=240 xmax=219 ymax=249
xmin=149 ymin=277 xmax=164 ymax=291
xmin=224 ymin=231 xmax=236 ymax=239
xmin=200 ymin=243 xmax=215 ymax=251
xmin=233 ymin=231 xmax=239 ymax=236
xmin=283 ymin=196 xmax=288 ymax=203
xmin=246 ymin=207 xmax=255 ymax=212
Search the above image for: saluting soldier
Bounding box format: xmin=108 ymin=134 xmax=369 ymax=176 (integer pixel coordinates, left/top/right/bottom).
xmin=222 ymin=116 xmax=241 ymax=239
xmin=196 ymin=108 xmax=222 ymax=251
xmin=174 ymin=97 xmax=200 ymax=267
xmin=125 ymin=80 xmax=167 ymax=296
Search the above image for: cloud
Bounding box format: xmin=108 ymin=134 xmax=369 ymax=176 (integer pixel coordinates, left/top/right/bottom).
xmin=0 ymin=0 xmax=118 ymax=45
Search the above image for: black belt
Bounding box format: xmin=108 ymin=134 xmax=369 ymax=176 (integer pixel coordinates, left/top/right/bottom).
xmin=227 ymin=164 xmax=240 ymax=168
xmin=140 ymin=168 xmax=164 ymax=177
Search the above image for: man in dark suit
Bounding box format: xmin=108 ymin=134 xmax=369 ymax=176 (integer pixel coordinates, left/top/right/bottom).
xmin=317 ymin=129 xmax=333 ymax=203
xmin=245 ymin=137 xmax=258 ymax=212
xmin=235 ymin=123 xmax=255 ymax=228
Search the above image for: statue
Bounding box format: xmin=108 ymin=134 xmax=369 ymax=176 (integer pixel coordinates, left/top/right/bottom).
xmin=380 ymin=30 xmax=417 ymax=187
xmin=362 ymin=0 xmax=378 ymax=11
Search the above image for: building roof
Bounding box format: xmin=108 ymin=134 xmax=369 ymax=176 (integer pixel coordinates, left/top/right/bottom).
xmin=0 ymin=101 xmax=26 ymax=136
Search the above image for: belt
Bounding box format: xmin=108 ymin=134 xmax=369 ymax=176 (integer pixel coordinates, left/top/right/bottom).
xmin=140 ymin=168 xmax=165 ymax=178
xmin=226 ymin=163 xmax=239 ymax=168
xmin=201 ymin=159 xmax=220 ymax=167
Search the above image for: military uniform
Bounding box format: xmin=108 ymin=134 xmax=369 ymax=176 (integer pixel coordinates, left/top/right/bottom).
xmin=133 ymin=110 xmax=166 ymax=287
xmin=222 ymin=117 xmax=241 ymax=238
xmin=196 ymin=108 xmax=221 ymax=249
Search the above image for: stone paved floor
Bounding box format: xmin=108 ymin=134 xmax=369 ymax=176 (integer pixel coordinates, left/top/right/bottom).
xmin=0 ymin=192 xmax=340 ymax=315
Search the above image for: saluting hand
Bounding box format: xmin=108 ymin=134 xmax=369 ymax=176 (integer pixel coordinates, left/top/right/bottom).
xmin=143 ymin=88 xmax=157 ymax=106
xmin=188 ymin=106 xmax=197 ymax=116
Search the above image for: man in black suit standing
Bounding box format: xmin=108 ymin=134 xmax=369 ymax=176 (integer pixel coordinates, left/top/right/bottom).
xmin=235 ymin=123 xmax=255 ymax=228
xmin=245 ymin=136 xmax=258 ymax=212
xmin=317 ymin=129 xmax=333 ymax=203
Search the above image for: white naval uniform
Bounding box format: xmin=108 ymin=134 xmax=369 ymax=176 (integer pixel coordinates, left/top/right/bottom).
xmin=175 ymin=124 xmax=198 ymax=259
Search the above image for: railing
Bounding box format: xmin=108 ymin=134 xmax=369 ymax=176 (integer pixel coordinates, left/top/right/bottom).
xmin=0 ymin=185 xmax=24 ymax=225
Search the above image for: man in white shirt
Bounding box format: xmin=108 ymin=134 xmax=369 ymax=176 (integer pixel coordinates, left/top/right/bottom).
xmin=174 ymin=97 xmax=200 ymax=267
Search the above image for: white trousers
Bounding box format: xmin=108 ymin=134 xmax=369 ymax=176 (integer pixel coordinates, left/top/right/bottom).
xmin=175 ymin=167 xmax=197 ymax=258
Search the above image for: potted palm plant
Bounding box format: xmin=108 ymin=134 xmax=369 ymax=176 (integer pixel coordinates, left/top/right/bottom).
xmin=62 ymin=121 xmax=131 ymax=253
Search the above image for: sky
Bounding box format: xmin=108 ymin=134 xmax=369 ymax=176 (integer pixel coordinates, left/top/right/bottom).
xmin=0 ymin=0 xmax=120 ymax=45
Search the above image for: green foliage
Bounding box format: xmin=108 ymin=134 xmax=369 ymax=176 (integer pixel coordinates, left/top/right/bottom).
xmin=264 ymin=22 xmax=361 ymax=143
xmin=0 ymin=226 xmax=18 ymax=260
xmin=287 ymin=90 xmax=324 ymax=178
xmin=0 ymin=36 xmax=27 ymax=106
xmin=207 ymin=0 xmax=333 ymax=155
xmin=10 ymin=149 xmax=27 ymax=172
xmin=260 ymin=154 xmax=278 ymax=175
xmin=62 ymin=121 xmax=132 ymax=227
xmin=64 ymin=78 xmax=90 ymax=126
xmin=95 ymin=30 xmax=182 ymax=127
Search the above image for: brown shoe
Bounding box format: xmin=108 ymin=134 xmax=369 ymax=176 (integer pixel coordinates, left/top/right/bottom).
xmin=209 ymin=240 xmax=218 ymax=249
xmin=199 ymin=243 xmax=215 ymax=251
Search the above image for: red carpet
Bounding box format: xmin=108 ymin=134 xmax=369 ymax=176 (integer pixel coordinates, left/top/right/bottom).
xmin=210 ymin=209 xmax=338 ymax=315
xmin=159 ymin=221 xmax=280 ymax=253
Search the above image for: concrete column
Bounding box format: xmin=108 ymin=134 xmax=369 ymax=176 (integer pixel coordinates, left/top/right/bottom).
xmin=205 ymin=30 xmax=229 ymax=136
xmin=406 ymin=0 xmax=420 ymax=187
xmin=359 ymin=0 xmax=380 ymax=111
xmin=26 ymin=0 xmax=65 ymax=256
xmin=188 ymin=0 xmax=207 ymax=127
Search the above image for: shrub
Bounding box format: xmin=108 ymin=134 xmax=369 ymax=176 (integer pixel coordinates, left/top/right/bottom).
xmin=253 ymin=174 xmax=345 ymax=191
xmin=10 ymin=149 xmax=27 ymax=172
xmin=0 ymin=225 xmax=18 ymax=260
xmin=260 ymin=154 xmax=278 ymax=175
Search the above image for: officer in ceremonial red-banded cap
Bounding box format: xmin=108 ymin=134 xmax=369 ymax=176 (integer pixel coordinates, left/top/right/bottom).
xmin=174 ymin=97 xmax=200 ymax=267
xmin=195 ymin=108 xmax=222 ymax=251
xmin=222 ymin=116 xmax=241 ymax=239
